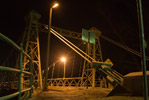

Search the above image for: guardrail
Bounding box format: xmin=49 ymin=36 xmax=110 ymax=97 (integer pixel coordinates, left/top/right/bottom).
xmin=0 ymin=33 xmax=33 ymax=100
xmin=48 ymin=77 xmax=82 ymax=86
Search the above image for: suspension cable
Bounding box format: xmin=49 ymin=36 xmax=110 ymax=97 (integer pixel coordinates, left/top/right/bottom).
xmin=71 ymin=53 xmax=75 ymax=77
xmin=51 ymin=65 xmax=54 ymax=79
xmin=50 ymin=29 xmax=91 ymax=63
xmin=57 ymin=63 xmax=60 ymax=78
xmin=51 ymin=28 xmax=95 ymax=62
xmin=100 ymin=35 xmax=149 ymax=61
xmin=79 ymin=57 xmax=83 ymax=77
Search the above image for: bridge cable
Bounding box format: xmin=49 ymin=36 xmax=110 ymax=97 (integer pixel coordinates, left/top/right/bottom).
xmin=51 ymin=28 xmax=95 ymax=62
xmin=51 ymin=64 xmax=54 ymax=79
xmin=79 ymin=57 xmax=83 ymax=77
xmin=50 ymin=29 xmax=92 ymax=63
xmin=71 ymin=53 xmax=75 ymax=77
xmin=57 ymin=63 xmax=60 ymax=78
xmin=100 ymin=35 xmax=149 ymax=61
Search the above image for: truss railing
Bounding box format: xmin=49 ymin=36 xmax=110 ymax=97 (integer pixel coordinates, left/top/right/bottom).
xmin=48 ymin=77 xmax=82 ymax=86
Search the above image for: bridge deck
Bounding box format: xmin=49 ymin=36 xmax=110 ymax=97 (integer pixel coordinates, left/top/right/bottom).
xmin=29 ymin=86 xmax=111 ymax=100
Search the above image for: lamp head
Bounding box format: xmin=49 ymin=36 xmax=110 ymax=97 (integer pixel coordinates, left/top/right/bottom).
xmin=52 ymin=3 xmax=59 ymax=8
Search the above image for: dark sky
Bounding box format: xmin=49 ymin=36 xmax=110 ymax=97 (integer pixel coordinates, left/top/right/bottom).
xmin=0 ymin=0 xmax=149 ymax=75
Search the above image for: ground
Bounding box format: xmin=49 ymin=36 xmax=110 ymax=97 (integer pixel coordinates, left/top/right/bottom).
xmin=29 ymin=87 xmax=144 ymax=100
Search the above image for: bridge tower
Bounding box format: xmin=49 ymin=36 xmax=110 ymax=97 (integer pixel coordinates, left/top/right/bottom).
xmin=22 ymin=11 xmax=42 ymax=88
xmin=81 ymin=27 xmax=103 ymax=87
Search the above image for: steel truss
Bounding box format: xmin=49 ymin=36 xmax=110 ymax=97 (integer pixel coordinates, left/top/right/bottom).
xmin=23 ymin=11 xmax=42 ymax=88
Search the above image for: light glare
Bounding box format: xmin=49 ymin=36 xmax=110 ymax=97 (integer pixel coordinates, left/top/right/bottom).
xmin=61 ymin=57 xmax=66 ymax=62
xmin=52 ymin=3 xmax=59 ymax=8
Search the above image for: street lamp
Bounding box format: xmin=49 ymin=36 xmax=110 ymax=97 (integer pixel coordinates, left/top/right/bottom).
xmin=44 ymin=2 xmax=59 ymax=90
xmin=61 ymin=57 xmax=66 ymax=78
xmin=52 ymin=3 xmax=59 ymax=8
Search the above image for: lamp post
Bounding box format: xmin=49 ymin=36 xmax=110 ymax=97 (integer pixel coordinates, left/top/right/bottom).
xmin=61 ymin=57 xmax=66 ymax=78
xmin=137 ymin=0 xmax=148 ymax=100
xmin=44 ymin=2 xmax=59 ymax=91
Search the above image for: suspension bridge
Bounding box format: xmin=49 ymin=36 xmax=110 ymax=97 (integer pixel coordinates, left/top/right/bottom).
xmin=0 ymin=10 xmax=149 ymax=100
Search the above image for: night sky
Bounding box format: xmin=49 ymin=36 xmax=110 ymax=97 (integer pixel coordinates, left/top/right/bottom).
xmin=0 ymin=0 xmax=149 ymax=76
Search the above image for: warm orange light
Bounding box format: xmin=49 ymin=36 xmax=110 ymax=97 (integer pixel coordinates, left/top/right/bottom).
xmin=52 ymin=3 xmax=59 ymax=8
xmin=61 ymin=57 xmax=66 ymax=62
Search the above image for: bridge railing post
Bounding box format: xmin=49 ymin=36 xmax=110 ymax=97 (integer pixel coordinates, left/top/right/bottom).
xmin=18 ymin=43 xmax=23 ymax=100
xmin=92 ymin=68 xmax=96 ymax=87
xmin=29 ymin=56 xmax=33 ymax=98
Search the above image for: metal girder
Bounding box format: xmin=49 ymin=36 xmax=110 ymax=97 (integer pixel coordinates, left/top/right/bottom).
xmin=22 ymin=11 xmax=42 ymax=89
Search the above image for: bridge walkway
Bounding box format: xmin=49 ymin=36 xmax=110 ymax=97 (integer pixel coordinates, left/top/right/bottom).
xmin=29 ymin=87 xmax=111 ymax=100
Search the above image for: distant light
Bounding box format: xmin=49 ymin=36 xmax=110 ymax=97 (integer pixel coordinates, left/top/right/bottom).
xmin=61 ymin=57 xmax=66 ymax=62
xmin=52 ymin=3 xmax=59 ymax=8
xmin=83 ymin=42 xmax=86 ymax=44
